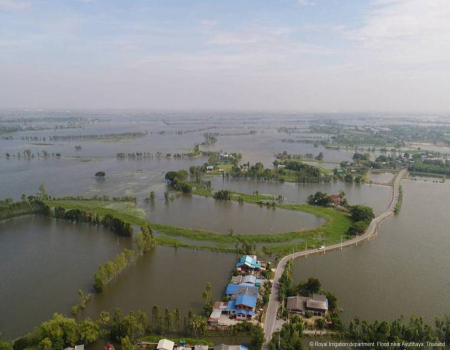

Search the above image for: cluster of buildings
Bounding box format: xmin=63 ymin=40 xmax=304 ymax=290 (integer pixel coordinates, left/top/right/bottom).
xmin=208 ymin=255 xmax=267 ymax=326
xmin=286 ymin=294 xmax=329 ymax=317
xmin=156 ymin=339 xmax=247 ymax=350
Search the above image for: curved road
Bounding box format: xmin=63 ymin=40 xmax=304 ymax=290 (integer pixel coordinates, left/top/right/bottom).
xmin=262 ymin=169 xmax=406 ymax=348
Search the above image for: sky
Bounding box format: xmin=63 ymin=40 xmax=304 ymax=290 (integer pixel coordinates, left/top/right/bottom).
xmin=0 ymin=0 xmax=449 ymax=112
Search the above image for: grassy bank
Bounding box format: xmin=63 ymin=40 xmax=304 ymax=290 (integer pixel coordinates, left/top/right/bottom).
xmin=44 ymin=188 xmax=354 ymax=257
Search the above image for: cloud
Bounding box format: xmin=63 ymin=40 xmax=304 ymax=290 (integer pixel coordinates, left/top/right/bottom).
xmin=297 ymin=0 xmax=316 ymax=6
xmin=0 ymin=0 xmax=30 ymax=11
xmin=200 ymin=19 xmax=217 ymax=27
xmin=349 ymin=0 xmax=450 ymax=65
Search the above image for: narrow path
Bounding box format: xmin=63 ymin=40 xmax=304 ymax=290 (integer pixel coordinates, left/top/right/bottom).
xmin=262 ymin=169 xmax=406 ymax=348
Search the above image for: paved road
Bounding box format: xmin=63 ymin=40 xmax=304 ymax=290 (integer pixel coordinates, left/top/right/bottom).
xmin=262 ymin=169 xmax=406 ymax=348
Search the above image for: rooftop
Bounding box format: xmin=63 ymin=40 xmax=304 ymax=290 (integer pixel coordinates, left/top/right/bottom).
xmin=157 ymin=339 xmax=175 ymax=350
xmin=236 ymin=294 xmax=257 ymax=308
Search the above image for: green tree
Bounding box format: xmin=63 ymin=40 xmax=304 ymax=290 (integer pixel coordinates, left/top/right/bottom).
xmin=121 ymin=337 xmax=134 ymax=350
xmin=250 ymin=325 xmax=265 ymax=350
xmin=78 ymin=319 xmax=99 ymax=344
xmin=38 ymin=339 xmax=52 ymax=350
xmin=202 ymin=282 xmax=213 ymax=316
xmin=152 ymin=305 xmax=163 ymax=334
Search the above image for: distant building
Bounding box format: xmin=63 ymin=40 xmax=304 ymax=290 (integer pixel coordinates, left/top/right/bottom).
xmin=225 ymin=284 xmax=259 ymax=298
xmin=208 ymin=309 xmax=222 ymax=325
xmin=157 ymin=339 xmax=175 ymax=350
xmin=214 ymin=345 xmax=248 ymax=350
xmin=64 ymin=345 xmax=84 ymax=350
xmin=224 ymin=294 xmax=257 ymax=320
xmin=287 ymin=294 xmax=328 ymax=316
xmin=330 ymin=194 xmax=341 ymax=205
xmin=236 ymin=255 xmax=261 ymax=271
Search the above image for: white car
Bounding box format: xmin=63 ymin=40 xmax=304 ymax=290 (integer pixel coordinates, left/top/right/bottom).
xmin=318 ymin=245 xmax=325 ymax=251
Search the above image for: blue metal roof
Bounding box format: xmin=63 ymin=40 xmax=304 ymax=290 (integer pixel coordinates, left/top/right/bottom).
xmin=225 ymin=284 xmax=239 ymax=295
xmin=236 ymin=294 xmax=257 ymax=308
xmin=235 ymin=309 xmax=255 ymax=316
xmin=225 ymin=283 xmax=258 ymax=295
xmin=236 ymin=255 xmax=261 ymax=269
xmin=226 ymin=300 xmax=236 ymax=311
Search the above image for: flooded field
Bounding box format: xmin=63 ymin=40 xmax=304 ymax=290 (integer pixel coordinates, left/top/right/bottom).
xmin=292 ymin=180 xmax=450 ymax=324
xmin=1 ymin=112 xmax=449 ymax=340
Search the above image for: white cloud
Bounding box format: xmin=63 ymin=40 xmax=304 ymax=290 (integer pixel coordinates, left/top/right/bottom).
xmin=349 ymin=0 xmax=450 ymax=65
xmin=0 ymin=0 xmax=30 ymax=11
xmin=298 ymin=0 xmax=316 ymax=6
xmin=200 ymin=19 xmax=217 ymax=27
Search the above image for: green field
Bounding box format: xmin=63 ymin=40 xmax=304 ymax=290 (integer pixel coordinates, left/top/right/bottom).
xmin=44 ymin=187 xmax=354 ymax=257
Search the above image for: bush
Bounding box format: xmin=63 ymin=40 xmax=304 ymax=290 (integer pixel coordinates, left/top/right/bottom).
xmin=347 ymin=220 xmax=368 ymax=236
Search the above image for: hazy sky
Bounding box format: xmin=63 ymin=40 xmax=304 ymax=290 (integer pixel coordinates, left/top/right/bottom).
xmin=0 ymin=0 xmax=449 ymax=112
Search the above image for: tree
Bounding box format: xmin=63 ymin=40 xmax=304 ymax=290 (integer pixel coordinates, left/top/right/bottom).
xmin=174 ymin=308 xmax=181 ymax=332
xmin=189 ymin=315 xmax=207 ymax=337
xmin=250 ymin=325 xmax=265 ymax=350
xmin=38 ymin=339 xmax=52 ymax=350
xmin=78 ymin=319 xmax=99 ymax=344
xmin=121 ymin=337 xmax=134 ymax=350
xmin=297 ymin=277 xmax=321 ymax=296
xmin=348 ymin=221 xmax=368 ymax=236
xmin=0 ymin=338 xmax=12 ymax=350
xmin=164 ymin=308 xmax=173 ymax=333
xmin=202 ymin=282 xmax=213 ymax=316
xmin=38 ymin=184 xmax=47 ymax=198
xmin=152 ymin=306 xmax=162 ymax=334
xmin=350 ymin=205 xmax=375 ymax=223
xmin=150 ymin=191 xmax=155 ymax=201
xmin=98 ymin=311 xmax=110 ymax=326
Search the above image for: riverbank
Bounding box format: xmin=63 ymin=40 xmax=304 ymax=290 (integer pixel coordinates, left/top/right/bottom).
xmin=262 ymin=169 xmax=406 ymax=348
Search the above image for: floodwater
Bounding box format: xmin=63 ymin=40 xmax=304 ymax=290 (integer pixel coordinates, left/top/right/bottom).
xmin=0 ymin=216 xmax=132 ymax=339
xmin=146 ymin=195 xmax=325 ymax=235
xmin=1 ymin=112 xmax=450 ymax=339
xmin=292 ymin=179 xmax=450 ymax=324
xmin=78 ymin=247 xmax=237 ymax=326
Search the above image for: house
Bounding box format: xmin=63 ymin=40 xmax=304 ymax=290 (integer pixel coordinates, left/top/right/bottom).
xmin=330 ymin=194 xmax=341 ymax=205
xmin=213 ymin=301 xmax=228 ymax=311
xmin=224 ymin=294 xmax=257 ymax=320
xmin=230 ymin=275 xmax=243 ymax=284
xmin=287 ymin=294 xmax=328 ymax=316
xmin=287 ymin=295 xmax=308 ymax=314
xmin=157 ymin=339 xmax=175 ymax=350
xmin=236 ymin=255 xmax=261 ymax=271
xmin=235 ymin=294 xmax=257 ymax=311
xmin=306 ymin=294 xmax=328 ymax=316
xmin=214 ymin=345 xmax=248 ymax=350
xmin=225 ymin=284 xmax=258 ymax=298
xmin=64 ymin=346 xmax=84 ymax=350
xmin=208 ymin=309 xmax=222 ymax=325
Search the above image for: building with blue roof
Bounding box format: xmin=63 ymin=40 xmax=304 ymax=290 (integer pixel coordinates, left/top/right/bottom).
xmin=236 ymin=255 xmax=261 ymax=271
xmin=236 ymin=294 xmax=257 ymax=309
xmin=225 ymin=284 xmax=259 ymax=297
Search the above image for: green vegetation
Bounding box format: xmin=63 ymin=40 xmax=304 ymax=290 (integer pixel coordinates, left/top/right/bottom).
xmin=347 ymin=316 xmax=450 ymax=349
xmin=0 ymin=198 xmax=47 ymax=221
xmin=409 ymin=159 xmax=450 ymax=177
xmin=394 ymin=185 xmax=403 ymax=214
